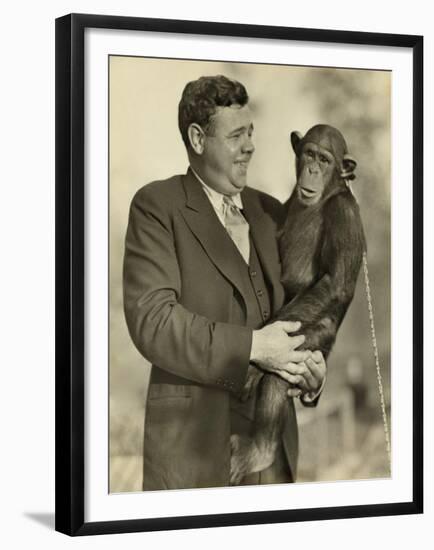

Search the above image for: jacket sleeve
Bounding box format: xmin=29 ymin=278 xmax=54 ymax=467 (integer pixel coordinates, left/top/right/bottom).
xmin=122 ymin=186 xmax=251 ymax=394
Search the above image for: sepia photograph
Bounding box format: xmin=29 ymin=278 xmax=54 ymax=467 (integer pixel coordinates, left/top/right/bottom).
xmin=108 ymin=56 xmax=391 ymax=493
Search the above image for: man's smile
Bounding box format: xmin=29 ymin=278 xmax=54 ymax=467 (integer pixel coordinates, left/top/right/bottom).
xmin=234 ymin=158 xmax=251 ymax=173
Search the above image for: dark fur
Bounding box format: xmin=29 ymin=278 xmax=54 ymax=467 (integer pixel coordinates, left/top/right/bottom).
xmin=230 ymin=136 xmax=366 ymax=484
xmin=277 ymin=182 xmax=366 ymax=353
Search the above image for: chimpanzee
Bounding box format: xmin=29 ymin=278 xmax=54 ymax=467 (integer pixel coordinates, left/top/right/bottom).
xmin=230 ymin=124 xmax=367 ymax=484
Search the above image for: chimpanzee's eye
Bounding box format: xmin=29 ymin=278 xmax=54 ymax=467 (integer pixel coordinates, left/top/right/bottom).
xmin=305 ymin=149 xmax=314 ymax=159
xmin=319 ymin=155 xmax=330 ymax=164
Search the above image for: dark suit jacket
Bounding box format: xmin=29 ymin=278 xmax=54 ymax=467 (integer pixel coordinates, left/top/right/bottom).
xmin=123 ymin=168 xmax=299 ymax=489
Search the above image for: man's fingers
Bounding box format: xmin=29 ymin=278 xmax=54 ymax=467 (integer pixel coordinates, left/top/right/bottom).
xmin=312 ymin=350 xmax=324 ymax=363
xmin=287 ymin=334 xmax=306 ymax=350
xmin=274 ymin=351 xmax=325 ymax=395
xmin=306 ymin=357 xmax=323 ymax=378
xmin=274 ymin=362 xmax=303 ymax=376
xmin=272 ymin=369 xmax=304 ymax=387
xmin=280 ymin=361 xmax=309 ymax=376
xmin=306 ymin=356 xmax=326 ymax=382
xmin=277 ymin=320 xmax=301 ymax=334
xmin=301 ymin=363 xmax=317 ymax=391
xmin=273 ymin=370 xmax=308 ymax=389
xmin=272 ymin=367 xmax=311 ymax=392
xmin=272 ymin=370 xmax=293 ymax=384
xmin=288 ymin=350 xmax=311 ymax=363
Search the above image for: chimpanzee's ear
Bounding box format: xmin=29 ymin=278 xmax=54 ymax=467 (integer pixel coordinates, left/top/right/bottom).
xmin=341 ymin=154 xmax=357 ymax=181
xmin=290 ymin=131 xmax=303 ymax=155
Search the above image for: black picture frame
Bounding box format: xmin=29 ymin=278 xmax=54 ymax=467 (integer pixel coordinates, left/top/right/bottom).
xmin=55 ymin=13 xmax=423 ymax=536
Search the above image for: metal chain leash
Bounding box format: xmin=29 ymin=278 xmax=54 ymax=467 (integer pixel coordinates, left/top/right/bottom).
xmin=362 ymin=252 xmax=392 ymax=475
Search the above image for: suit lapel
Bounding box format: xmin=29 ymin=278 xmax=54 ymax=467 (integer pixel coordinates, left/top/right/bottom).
xmin=180 ymin=170 xmax=249 ymax=302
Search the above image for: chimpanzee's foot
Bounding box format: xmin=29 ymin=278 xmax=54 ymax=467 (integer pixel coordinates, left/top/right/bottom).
xmin=230 ymin=434 xmax=276 ymax=485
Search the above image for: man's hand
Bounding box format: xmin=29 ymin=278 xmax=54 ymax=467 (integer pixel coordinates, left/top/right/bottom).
xmin=250 ymin=320 xmax=311 ymax=382
xmin=286 ymin=350 xmax=327 ymax=399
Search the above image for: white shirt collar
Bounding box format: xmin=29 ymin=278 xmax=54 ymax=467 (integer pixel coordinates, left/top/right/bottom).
xmin=190 ymin=167 xmax=244 ymax=211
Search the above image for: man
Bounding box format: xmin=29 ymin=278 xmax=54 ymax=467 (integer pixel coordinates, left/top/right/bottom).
xmin=123 ymin=75 xmax=326 ymax=490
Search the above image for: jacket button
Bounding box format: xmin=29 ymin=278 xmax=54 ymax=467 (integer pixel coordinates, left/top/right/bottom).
xmin=250 ymin=270 xmax=257 ymax=277
xmin=263 ymin=310 xmax=269 ymax=318
xmin=257 ymin=289 xmax=263 ymax=297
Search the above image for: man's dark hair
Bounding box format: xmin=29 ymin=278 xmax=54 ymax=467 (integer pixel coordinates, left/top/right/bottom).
xmin=178 ymin=75 xmax=249 ymax=148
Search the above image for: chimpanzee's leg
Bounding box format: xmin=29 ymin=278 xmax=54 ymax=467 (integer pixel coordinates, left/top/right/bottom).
xmin=230 ymin=374 xmax=288 ymax=485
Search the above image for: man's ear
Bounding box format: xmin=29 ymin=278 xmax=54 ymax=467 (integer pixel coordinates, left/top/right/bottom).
xmin=188 ymin=123 xmax=206 ymax=154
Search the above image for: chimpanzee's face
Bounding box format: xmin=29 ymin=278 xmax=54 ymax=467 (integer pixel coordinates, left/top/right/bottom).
xmin=296 ymin=142 xmax=337 ymax=205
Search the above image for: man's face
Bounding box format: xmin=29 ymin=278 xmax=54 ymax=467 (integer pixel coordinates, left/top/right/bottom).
xmin=199 ymin=104 xmax=255 ymax=195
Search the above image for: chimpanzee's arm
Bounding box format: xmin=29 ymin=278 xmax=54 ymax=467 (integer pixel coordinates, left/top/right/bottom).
xmin=275 ymin=192 xmax=366 ymax=358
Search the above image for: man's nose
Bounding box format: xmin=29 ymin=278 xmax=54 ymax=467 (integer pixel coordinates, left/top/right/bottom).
xmin=242 ymin=135 xmax=255 ymax=154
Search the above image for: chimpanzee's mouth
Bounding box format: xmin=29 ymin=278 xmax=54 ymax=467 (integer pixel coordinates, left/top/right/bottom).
xmin=300 ymin=187 xmax=317 ymax=198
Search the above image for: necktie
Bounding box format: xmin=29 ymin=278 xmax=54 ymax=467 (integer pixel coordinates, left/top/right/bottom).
xmin=223 ymin=196 xmax=250 ymax=264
